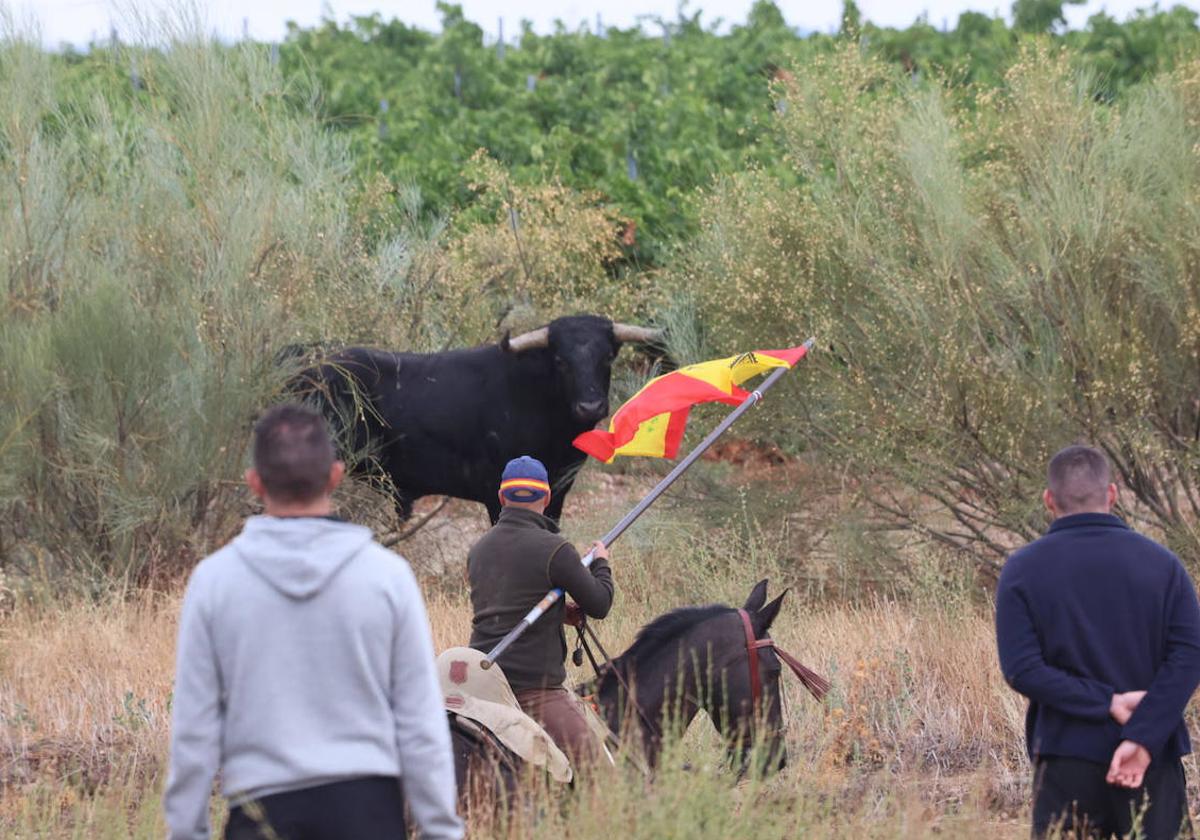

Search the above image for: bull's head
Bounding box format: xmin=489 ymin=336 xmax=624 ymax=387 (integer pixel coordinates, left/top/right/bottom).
xmin=504 ymin=315 xmax=662 ymax=427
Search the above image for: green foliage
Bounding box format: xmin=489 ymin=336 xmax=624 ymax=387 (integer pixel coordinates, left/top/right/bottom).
xmin=862 ymin=14 xmax=1018 ymax=88
xmin=1 ymin=702 xmax=39 ymax=734
xmin=0 ymin=23 xmax=455 ymax=590
xmin=1013 ymin=0 xmax=1085 ymax=34
xmin=25 ymin=4 xmax=1200 ymax=267
xmin=677 ymin=43 xmax=1200 ymax=567
xmin=278 ymin=3 xmax=817 ymax=265
xmin=0 ymin=20 xmax=680 ymax=592
xmin=9 ymin=3 xmax=1200 ymax=588
xmin=445 ymin=150 xmax=653 ymax=337
xmin=1069 ymin=6 xmax=1200 ymax=95
xmin=112 ymin=691 xmax=153 ymax=733
xmin=261 ymin=2 xmax=1200 ymax=264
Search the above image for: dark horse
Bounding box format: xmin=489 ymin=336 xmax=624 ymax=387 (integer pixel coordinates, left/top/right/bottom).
xmin=447 ymin=716 xmax=521 ymax=808
xmin=450 ymin=579 xmax=807 ymax=803
xmin=587 ymin=578 xmax=792 ymax=772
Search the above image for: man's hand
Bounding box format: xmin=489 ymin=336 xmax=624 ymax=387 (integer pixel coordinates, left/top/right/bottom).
xmin=1107 ymin=739 xmax=1151 ymax=788
xmin=589 ymin=541 xmax=609 ymax=562
xmin=1109 ymin=690 xmax=1147 ymax=725
xmin=563 ymin=601 xmax=584 ymax=628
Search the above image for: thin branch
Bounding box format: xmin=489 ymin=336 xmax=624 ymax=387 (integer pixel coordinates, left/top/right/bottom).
xmin=380 ymin=497 xmax=450 ymax=547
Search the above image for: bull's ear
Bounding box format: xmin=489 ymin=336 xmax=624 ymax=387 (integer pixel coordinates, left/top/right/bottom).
xmin=743 ymin=579 xmax=768 ymax=613
xmin=754 ymin=590 xmax=788 ymax=635
xmin=500 ymin=330 xmax=512 ymax=352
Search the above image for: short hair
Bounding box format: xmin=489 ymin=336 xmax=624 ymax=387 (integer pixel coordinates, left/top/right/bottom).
xmin=252 ymin=404 xmax=336 ymax=503
xmin=1047 ymin=444 xmax=1112 ymax=513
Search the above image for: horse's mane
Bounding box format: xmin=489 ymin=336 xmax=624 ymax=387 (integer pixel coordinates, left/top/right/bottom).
xmin=600 ymin=604 xmax=732 ymax=685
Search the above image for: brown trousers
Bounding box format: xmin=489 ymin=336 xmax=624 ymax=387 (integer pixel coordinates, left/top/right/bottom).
xmin=515 ymin=686 xmax=599 ymax=766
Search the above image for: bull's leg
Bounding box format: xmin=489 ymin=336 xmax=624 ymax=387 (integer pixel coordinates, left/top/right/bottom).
xmin=393 ymin=493 xmax=414 ymax=523
xmin=544 ymin=479 xmax=572 ymax=523
xmin=485 ymin=497 xmax=502 ymax=525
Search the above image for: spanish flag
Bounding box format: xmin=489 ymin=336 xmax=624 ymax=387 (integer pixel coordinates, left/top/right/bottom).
xmin=573 ymin=346 xmax=810 ymax=462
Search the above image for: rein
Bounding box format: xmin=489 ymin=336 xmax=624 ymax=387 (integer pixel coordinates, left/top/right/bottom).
xmin=577 ymin=620 xmax=663 ymax=740
xmin=736 ymin=609 xmax=831 ymax=708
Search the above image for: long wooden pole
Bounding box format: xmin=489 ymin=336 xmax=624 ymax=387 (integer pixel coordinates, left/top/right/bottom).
xmin=481 ymin=338 xmax=815 ymax=669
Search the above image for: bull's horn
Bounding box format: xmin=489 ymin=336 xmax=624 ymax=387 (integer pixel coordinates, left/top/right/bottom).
xmin=506 ymin=327 xmax=550 ymax=352
xmin=612 ymin=323 xmax=663 ymax=344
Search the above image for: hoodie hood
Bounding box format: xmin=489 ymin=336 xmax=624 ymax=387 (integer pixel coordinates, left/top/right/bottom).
xmin=231 ymin=516 xmax=376 ymax=599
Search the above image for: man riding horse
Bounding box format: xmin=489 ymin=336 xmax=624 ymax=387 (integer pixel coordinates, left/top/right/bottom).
xmin=467 ymin=456 xmax=614 ymax=764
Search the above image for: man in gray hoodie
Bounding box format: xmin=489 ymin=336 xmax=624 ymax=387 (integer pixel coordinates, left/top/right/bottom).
xmin=164 ymin=404 xmax=463 ymax=840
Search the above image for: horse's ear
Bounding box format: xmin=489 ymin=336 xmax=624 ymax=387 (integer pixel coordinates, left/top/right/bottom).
xmin=755 ymin=590 xmax=788 ymax=635
xmin=743 ymin=579 xmax=769 ymax=613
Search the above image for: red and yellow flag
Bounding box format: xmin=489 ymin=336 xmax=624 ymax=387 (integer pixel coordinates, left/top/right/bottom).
xmin=573 ymin=346 xmax=809 ymax=462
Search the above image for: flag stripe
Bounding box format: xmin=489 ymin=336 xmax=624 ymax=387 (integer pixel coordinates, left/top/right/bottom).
xmin=500 ymin=478 xmax=551 ymax=492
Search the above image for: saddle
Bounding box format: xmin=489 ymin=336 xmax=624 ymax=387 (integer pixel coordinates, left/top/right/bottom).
xmin=436 ymin=647 xmax=573 ymax=783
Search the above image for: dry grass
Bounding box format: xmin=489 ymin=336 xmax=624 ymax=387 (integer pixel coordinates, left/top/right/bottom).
xmin=0 ymin=583 xmax=1031 ymax=837
xmin=0 ymin=465 xmax=1194 ymax=837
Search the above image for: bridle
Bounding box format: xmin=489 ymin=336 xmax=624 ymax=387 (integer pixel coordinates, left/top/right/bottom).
xmin=577 ymin=621 xmax=662 ymax=740
xmin=736 ymin=609 xmax=831 ymax=709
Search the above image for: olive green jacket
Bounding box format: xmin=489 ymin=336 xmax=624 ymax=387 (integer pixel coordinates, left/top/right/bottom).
xmin=468 ymin=507 xmax=613 ymax=691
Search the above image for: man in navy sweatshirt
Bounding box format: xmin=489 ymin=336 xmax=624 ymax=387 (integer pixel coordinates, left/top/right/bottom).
xmin=996 ymin=444 xmax=1200 ymax=839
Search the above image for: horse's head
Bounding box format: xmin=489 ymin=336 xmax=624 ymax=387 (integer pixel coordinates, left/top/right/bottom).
xmin=585 ymin=579 xmax=794 ymax=775
xmin=708 ymin=579 xmax=789 ymax=775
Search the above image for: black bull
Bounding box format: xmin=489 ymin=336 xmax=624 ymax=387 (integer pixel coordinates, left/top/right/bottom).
xmin=292 ymin=315 xmax=661 ymax=524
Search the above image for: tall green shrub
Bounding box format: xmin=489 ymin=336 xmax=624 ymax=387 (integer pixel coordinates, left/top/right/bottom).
xmin=0 ymin=22 xmax=446 ymax=590
xmin=680 ymin=44 xmax=1200 ymax=569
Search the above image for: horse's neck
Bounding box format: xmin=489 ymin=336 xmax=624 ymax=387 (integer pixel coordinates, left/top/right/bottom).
xmin=601 ymin=642 xmax=715 ymax=736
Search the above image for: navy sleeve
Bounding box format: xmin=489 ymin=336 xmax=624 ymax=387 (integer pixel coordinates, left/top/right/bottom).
xmin=996 ymin=570 xmax=1114 ymax=721
xmin=1121 ymin=562 xmax=1200 ymax=757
